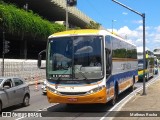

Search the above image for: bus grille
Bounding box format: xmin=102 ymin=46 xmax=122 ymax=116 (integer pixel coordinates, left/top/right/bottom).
xmin=59 ymin=92 xmax=87 ymax=95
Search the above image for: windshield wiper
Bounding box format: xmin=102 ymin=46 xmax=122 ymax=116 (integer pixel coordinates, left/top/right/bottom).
xmin=55 ymin=69 xmax=70 ymax=85
xmin=74 ymin=66 xmax=90 ymax=84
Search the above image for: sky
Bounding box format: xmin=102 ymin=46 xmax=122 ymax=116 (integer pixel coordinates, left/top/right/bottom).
xmin=76 ymin=0 xmax=160 ymax=51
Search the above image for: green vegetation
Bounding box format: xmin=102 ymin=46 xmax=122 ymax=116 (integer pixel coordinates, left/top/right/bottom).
xmin=0 ymin=1 xmax=65 ymax=38
xmin=86 ymin=21 xmax=101 ymax=29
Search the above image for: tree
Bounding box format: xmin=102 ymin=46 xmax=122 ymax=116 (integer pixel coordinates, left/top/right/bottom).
xmin=86 ymin=21 xmax=101 ymax=29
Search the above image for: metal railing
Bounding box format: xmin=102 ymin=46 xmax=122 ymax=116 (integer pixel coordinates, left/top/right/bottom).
xmin=0 ymin=59 xmax=46 ymax=82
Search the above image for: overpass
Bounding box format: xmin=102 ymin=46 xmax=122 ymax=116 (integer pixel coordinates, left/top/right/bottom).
xmin=1 ymin=0 xmax=96 ymax=59
xmin=5 ymin=0 xmax=94 ymax=28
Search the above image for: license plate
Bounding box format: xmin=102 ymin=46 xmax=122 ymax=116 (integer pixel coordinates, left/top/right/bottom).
xmin=68 ymin=98 xmax=78 ymax=102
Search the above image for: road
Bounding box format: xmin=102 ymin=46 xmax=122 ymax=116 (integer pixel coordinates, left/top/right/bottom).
xmin=1 ymin=74 xmax=159 ymax=120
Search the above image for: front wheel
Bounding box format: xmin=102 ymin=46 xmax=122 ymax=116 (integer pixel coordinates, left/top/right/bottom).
xmin=129 ymin=77 xmax=135 ymax=92
xmin=22 ymin=95 xmax=30 ymax=107
xmin=110 ymin=87 xmax=118 ymax=106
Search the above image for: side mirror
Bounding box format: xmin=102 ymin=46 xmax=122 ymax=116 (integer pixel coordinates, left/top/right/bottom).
xmin=38 ymin=49 xmax=46 ymax=69
xmin=38 ymin=54 xmax=42 ymax=68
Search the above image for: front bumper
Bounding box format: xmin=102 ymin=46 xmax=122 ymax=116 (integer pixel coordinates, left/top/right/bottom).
xmin=47 ymin=87 xmax=107 ymax=104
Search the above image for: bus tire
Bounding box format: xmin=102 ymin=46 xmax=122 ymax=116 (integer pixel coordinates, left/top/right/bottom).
xmin=129 ymin=76 xmax=135 ymax=92
xmin=110 ymin=84 xmax=118 ymax=106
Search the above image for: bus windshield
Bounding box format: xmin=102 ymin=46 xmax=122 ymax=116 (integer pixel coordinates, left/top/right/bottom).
xmin=47 ymin=35 xmax=103 ymax=81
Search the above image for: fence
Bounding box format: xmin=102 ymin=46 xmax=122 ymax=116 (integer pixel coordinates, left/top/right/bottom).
xmin=0 ymin=59 xmax=46 ymax=83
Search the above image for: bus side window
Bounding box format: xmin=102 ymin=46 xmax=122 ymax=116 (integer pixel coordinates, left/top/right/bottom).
xmin=106 ymin=49 xmax=112 ymax=74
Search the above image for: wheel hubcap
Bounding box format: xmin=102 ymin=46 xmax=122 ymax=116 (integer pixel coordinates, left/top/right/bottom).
xmin=25 ymin=96 xmax=29 ymax=105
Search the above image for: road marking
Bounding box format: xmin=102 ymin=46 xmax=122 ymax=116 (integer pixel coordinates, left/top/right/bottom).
xmin=14 ymin=75 xmax=160 ymax=120
xmin=15 ymin=103 xmax=58 ymax=120
xmin=99 ymin=75 xmax=160 ymax=120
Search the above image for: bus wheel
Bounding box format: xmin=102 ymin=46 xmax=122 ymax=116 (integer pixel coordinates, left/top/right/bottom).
xmin=110 ymin=87 xmax=118 ymax=106
xmin=129 ymin=77 xmax=135 ymax=92
xmin=129 ymin=83 xmax=134 ymax=92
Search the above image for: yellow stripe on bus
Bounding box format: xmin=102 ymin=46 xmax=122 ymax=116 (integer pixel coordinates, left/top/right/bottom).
xmin=52 ymin=29 xmax=99 ymax=37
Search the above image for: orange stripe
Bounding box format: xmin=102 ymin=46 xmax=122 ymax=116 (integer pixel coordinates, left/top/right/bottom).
xmin=135 ymin=75 xmax=138 ymax=82
xmin=119 ymin=78 xmax=133 ymax=91
xmin=113 ymin=58 xmax=138 ymax=62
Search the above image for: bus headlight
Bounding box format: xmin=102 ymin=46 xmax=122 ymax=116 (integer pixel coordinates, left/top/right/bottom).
xmin=47 ymin=86 xmax=60 ymax=94
xmin=87 ymin=85 xmax=105 ymax=94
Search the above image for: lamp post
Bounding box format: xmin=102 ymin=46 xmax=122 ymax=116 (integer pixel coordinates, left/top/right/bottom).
xmin=112 ymin=0 xmax=146 ymax=95
xmin=23 ymin=2 xmax=28 ymax=59
xmin=66 ymin=0 xmax=69 ymax=30
xmin=65 ymin=0 xmax=77 ymax=30
xmin=112 ymin=20 xmax=116 ymax=34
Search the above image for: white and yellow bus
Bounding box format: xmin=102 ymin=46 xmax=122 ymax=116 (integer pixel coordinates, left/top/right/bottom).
xmin=137 ymin=49 xmax=154 ymax=81
xmin=38 ymin=29 xmax=138 ymax=105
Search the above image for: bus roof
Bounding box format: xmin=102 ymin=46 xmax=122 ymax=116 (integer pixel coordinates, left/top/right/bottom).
xmin=49 ymin=29 xmax=136 ymax=46
xmin=49 ymin=29 xmax=100 ymax=37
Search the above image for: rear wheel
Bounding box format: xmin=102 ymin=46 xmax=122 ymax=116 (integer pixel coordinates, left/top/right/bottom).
xmin=129 ymin=77 xmax=135 ymax=92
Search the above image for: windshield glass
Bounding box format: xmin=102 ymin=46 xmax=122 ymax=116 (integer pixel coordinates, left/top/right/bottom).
xmin=47 ymin=36 xmax=103 ymax=81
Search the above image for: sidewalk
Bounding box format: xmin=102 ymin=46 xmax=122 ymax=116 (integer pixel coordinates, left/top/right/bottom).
xmin=113 ymin=76 xmax=160 ymax=120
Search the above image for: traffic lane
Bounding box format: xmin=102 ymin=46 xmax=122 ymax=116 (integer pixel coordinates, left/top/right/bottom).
xmin=1 ymin=78 xmax=152 ymax=119
xmin=18 ymin=84 xmax=51 ymax=111
xmin=1 ymin=84 xmax=51 ymax=112
xmin=24 ymin=88 xmax=133 ymax=120
xmin=19 ymin=104 xmax=113 ymax=120
xmin=15 ymin=87 xmax=134 ymax=120
xmin=15 ymin=76 xmax=159 ymax=120
xmin=1 ymin=75 xmax=150 ymax=112
xmin=29 ymin=80 xmax=152 ymax=119
xmin=1 ymin=76 xmax=147 ymax=112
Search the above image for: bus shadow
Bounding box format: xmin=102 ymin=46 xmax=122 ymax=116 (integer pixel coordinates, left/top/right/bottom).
xmin=48 ymin=103 xmax=111 ymax=112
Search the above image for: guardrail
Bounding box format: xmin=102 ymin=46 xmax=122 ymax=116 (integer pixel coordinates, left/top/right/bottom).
xmin=0 ymin=59 xmax=46 ymax=83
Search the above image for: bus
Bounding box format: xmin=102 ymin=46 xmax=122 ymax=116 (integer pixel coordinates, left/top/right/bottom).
xmin=38 ymin=29 xmax=138 ymax=105
xmin=137 ymin=49 xmax=154 ymax=81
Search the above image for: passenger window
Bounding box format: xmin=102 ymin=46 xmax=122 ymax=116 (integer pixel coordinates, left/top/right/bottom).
xmin=3 ymin=79 xmax=13 ymax=88
xmin=13 ymin=78 xmax=23 ymax=86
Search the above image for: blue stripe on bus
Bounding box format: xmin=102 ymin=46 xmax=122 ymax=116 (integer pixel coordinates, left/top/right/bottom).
xmin=106 ymin=70 xmax=138 ymax=89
